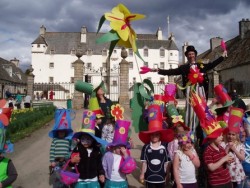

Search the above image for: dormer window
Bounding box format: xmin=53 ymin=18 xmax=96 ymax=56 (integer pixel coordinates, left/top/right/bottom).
xmin=3 ymin=65 xmax=12 ymax=77
xmin=71 ymin=49 xmax=76 ymax=55
xmin=15 ymin=72 xmax=21 ymax=80
xmin=87 ymin=49 xmax=93 ymax=56
xmin=102 ymin=49 xmax=107 ymax=56
xmin=50 ymin=49 xmax=55 ymax=54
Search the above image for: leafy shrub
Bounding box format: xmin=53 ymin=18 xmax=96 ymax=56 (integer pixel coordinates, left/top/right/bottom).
xmin=6 ymin=106 xmax=56 ymax=142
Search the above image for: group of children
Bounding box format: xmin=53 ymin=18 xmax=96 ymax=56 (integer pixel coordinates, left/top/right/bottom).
xmin=48 ymin=80 xmax=250 ymax=188
xmin=48 ymin=97 xmax=136 ymax=188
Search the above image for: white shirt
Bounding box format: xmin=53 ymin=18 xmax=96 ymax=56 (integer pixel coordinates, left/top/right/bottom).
xmin=176 ymin=149 xmax=197 ymax=184
xmin=110 ymin=153 xmax=126 ymax=182
xmin=24 ymin=95 xmax=31 ymax=103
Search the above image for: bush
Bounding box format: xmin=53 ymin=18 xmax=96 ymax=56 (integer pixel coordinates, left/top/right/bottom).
xmin=6 ymin=106 xmax=56 ymax=142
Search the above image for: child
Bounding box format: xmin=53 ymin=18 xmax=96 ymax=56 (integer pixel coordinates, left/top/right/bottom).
xmin=221 ymin=107 xmax=245 ymax=188
xmin=0 ymin=152 xmax=18 ymax=188
xmin=0 ymin=100 xmax=17 ymax=187
xmin=173 ymin=131 xmax=200 ymax=188
xmin=166 ymin=104 xmax=190 ymax=161
xmin=139 ymin=104 xmax=174 ymax=187
xmin=190 ymin=91 xmax=233 ymax=187
xmin=101 ymin=108 xmax=115 ymax=143
xmin=70 ymin=110 xmax=107 ymax=187
xmin=102 ymin=119 xmax=136 ymax=188
xmin=48 ymin=109 xmax=74 ymax=188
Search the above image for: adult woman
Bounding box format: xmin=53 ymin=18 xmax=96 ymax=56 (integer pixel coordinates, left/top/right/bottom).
xmin=95 ymin=85 xmax=113 ymax=137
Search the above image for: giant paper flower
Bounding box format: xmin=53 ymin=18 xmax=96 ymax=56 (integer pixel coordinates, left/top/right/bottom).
xmin=171 ymin=115 xmax=184 ymax=124
xmin=187 ymin=67 xmax=204 ymax=85
xmin=96 ymin=4 xmax=145 ymax=60
xmin=0 ymin=99 xmax=12 ymax=126
xmin=111 ymin=104 xmax=124 ymax=121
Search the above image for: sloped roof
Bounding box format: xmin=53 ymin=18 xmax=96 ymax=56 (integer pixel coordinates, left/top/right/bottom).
xmin=0 ymin=57 xmax=27 ymax=84
xmin=31 ymin=35 xmax=47 ymax=45
xmin=31 ymin=30 xmax=179 ymax=55
xmin=197 ymin=31 xmax=250 ymax=71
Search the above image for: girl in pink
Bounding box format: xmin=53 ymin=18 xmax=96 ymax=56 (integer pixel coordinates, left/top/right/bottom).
xmin=173 ymin=131 xmax=200 ymax=188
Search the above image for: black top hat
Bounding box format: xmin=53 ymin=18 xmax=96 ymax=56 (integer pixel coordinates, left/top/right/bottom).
xmin=185 ymin=46 xmax=197 ymax=57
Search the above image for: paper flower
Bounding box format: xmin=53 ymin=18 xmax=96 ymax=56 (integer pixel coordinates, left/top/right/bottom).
xmin=188 ymin=67 xmax=204 ymax=85
xmin=111 ymin=104 xmax=124 ymax=121
xmin=171 ymin=115 xmax=184 ymax=124
xmin=96 ymin=4 xmax=145 ymax=60
xmin=0 ymin=99 xmax=12 ymax=126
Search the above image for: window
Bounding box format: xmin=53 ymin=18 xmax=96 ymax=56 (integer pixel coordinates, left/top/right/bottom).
xmin=159 ymin=77 xmax=165 ymax=84
xmin=50 ymin=49 xmax=55 ymax=54
xmin=37 ymin=44 xmax=40 ymax=48
xmin=112 ymin=80 xmax=118 ymax=86
xmin=71 ymin=49 xmax=76 ymax=55
xmin=144 ymin=62 xmax=148 ymax=67
xmin=170 ymin=64 xmax=172 ymax=69
xmin=49 ymin=77 xmax=54 ymax=83
xmin=133 ymin=77 xmax=136 ymax=84
xmin=87 ymin=62 xmax=92 ymax=69
xmin=87 ymin=76 xmax=92 ymax=83
xmin=87 ymin=49 xmax=92 ymax=56
xmin=143 ymin=48 xmax=148 ymax=57
xmin=129 ymin=49 xmax=133 ymax=57
xmin=49 ymin=62 xmax=54 ymax=68
xmin=154 ymin=63 xmax=158 ymax=69
xmin=113 ymin=50 xmax=117 ymax=54
xmin=160 ymin=49 xmax=165 ymax=57
xmin=160 ymin=62 xmax=164 ymax=69
xmin=102 ymin=62 xmax=107 ymax=69
xmin=71 ymin=62 xmax=74 ymax=68
xmin=102 ymin=49 xmax=107 ymax=56
xmin=170 ymin=53 xmax=173 ymax=56
xmin=70 ymin=77 xmax=74 ymax=83
xmin=129 ymin=62 xmax=133 ymax=69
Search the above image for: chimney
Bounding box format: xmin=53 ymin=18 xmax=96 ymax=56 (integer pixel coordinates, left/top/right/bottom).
xmin=157 ymin=27 xmax=163 ymax=40
xmin=210 ymin=37 xmax=222 ymax=50
xmin=10 ymin=57 xmax=19 ymax=67
xmin=40 ymin=25 xmax=46 ymax=37
xmin=239 ymin=18 xmax=250 ymax=39
xmin=182 ymin=42 xmax=188 ymax=64
xmin=81 ymin=26 xmax=87 ymax=43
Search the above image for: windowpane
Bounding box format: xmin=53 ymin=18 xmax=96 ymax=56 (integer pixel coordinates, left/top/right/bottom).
xmin=143 ymin=49 xmax=148 ymax=57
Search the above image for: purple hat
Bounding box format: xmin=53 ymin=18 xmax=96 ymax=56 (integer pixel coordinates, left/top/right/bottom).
xmin=108 ymin=120 xmax=131 ymax=148
xmin=73 ymin=110 xmax=107 ymax=145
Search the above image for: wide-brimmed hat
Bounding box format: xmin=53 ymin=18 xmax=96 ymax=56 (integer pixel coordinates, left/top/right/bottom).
xmin=139 ymin=104 xmax=174 ymax=144
xmin=49 ymin=109 xmax=74 ymax=139
xmin=185 ymin=45 xmax=197 ymax=57
xmin=107 ymin=119 xmax=131 ymax=148
xmin=72 ymin=110 xmax=107 ymax=145
xmin=214 ymin=84 xmax=234 ymax=115
xmin=224 ymin=107 xmax=244 ymax=134
xmin=166 ymin=104 xmax=189 ymax=131
xmin=190 ymin=91 xmax=223 ymax=144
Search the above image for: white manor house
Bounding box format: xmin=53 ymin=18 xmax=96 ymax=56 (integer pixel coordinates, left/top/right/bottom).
xmin=31 ymin=25 xmax=180 ymax=100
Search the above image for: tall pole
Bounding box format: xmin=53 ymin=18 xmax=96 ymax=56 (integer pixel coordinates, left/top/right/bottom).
xmin=167 ymin=16 xmax=170 ymax=38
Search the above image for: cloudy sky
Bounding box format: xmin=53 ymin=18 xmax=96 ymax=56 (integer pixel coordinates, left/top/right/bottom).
xmin=0 ymin=0 xmax=249 ymax=70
